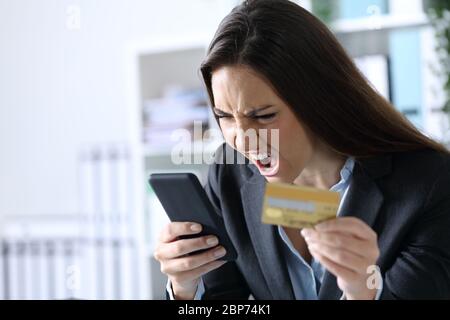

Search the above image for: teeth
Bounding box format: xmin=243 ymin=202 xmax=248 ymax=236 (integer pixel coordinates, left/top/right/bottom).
xmin=255 ymin=153 xmax=270 ymax=161
xmin=260 ymin=156 xmax=271 ymax=165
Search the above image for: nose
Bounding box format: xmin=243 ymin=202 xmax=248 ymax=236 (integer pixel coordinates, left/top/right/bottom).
xmin=234 ymin=120 xmax=259 ymax=155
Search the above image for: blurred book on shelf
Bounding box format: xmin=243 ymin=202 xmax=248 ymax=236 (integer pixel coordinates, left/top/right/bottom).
xmin=143 ymin=86 xmax=212 ymax=152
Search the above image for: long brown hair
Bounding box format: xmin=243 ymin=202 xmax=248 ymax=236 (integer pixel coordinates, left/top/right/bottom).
xmin=200 ymin=0 xmax=448 ymax=157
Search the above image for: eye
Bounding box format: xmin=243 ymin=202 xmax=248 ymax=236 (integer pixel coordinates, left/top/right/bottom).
xmin=215 ymin=112 xmax=233 ymax=119
xmin=255 ymin=113 xmax=277 ymax=120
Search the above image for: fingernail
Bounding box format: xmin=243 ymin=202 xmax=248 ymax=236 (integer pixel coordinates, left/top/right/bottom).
xmin=214 ymin=247 xmax=226 ymax=257
xmin=206 ymin=236 xmax=219 ymax=246
xmin=190 ymin=223 xmax=202 ymax=232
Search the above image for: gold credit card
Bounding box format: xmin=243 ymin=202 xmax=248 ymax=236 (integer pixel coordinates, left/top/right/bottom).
xmin=261 ymin=182 xmax=340 ymax=229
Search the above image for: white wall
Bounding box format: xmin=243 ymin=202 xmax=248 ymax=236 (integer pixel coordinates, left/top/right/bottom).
xmin=0 ymin=0 xmax=234 ymax=218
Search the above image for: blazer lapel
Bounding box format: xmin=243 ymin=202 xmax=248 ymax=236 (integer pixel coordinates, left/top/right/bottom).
xmin=318 ymin=156 xmax=389 ymax=299
xmin=240 ymin=166 xmax=295 ymax=300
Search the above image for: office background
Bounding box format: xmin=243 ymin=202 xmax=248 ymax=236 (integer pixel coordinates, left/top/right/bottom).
xmin=0 ymin=0 xmax=449 ymax=299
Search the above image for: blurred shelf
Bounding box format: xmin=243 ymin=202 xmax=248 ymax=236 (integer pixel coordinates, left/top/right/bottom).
xmin=332 ymin=14 xmax=430 ymax=57
xmin=332 ymin=13 xmax=429 ymax=35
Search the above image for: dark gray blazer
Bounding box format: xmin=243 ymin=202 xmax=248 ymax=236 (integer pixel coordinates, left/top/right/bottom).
xmin=183 ymin=144 xmax=450 ymax=299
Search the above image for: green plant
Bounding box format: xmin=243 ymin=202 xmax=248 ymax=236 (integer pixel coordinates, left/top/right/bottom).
xmin=424 ymin=0 xmax=450 ymax=118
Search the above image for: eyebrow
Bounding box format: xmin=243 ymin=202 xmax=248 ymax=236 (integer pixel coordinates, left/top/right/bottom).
xmin=213 ymin=105 xmax=275 ymax=116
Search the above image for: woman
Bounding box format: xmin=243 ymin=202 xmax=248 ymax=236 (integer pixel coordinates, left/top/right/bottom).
xmin=154 ymin=0 xmax=450 ymax=300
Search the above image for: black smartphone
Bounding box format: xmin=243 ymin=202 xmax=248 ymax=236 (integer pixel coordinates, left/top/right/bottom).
xmin=148 ymin=172 xmax=237 ymax=261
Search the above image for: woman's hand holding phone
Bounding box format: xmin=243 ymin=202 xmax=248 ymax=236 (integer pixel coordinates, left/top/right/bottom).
xmin=154 ymin=221 xmax=227 ymax=300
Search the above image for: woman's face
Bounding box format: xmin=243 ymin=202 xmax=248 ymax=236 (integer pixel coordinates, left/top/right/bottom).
xmin=211 ymin=65 xmax=316 ymax=184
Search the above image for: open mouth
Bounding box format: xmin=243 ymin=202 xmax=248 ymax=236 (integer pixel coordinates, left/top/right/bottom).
xmin=253 ymin=152 xmax=279 ymax=177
